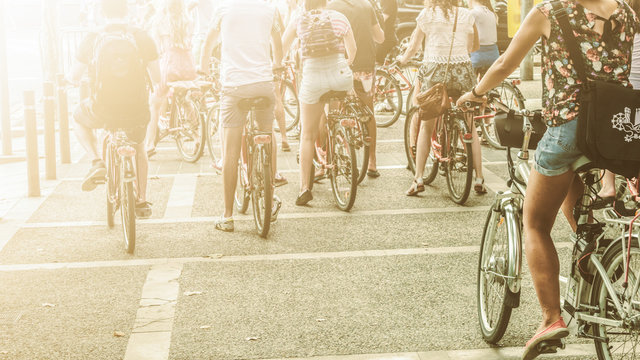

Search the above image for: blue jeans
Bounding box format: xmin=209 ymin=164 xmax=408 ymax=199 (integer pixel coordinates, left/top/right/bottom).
xmin=534 ymin=119 xmax=583 ymax=176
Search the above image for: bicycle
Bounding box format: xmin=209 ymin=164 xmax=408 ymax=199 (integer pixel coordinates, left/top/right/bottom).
xmin=153 ymin=81 xmax=207 ymax=163
xmin=478 ymin=79 xmax=526 ymax=149
xmin=339 ymin=94 xmax=373 ymax=185
xmin=307 ymin=91 xmax=359 ymax=211
xmin=103 ymin=129 xmax=138 ymax=254
xmin=477 ymin=98 xmax=640 ymax=359
xmin=403 ymin=101 xmax=475 ymax=205
xmin=373 ymin=59 xmax=421 ymax=127
xmin=234 ymin=96 xmax=275 ymax=238
xmin=274 ymin=60 xmax=301 ymax=132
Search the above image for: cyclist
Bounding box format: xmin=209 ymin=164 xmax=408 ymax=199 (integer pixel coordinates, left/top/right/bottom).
xmin=456 ymin=0 xmax=638 ymax=358
xmin=398 ymin=0 xmax=480 ymax=196
xmin=200 ymin=0 xmax=284 ymax=232
xmin=375 ymin=0 xmax=398 ymax=65
xmin=281 ymin=0 xmax=357 ymax=206
xmin=68 ymin=0 xmax=160 ymax=218
xmin=468 ymin=0 xmax=499 ymax=82
xmin=328 ymin=0 xmax=385 ymax=179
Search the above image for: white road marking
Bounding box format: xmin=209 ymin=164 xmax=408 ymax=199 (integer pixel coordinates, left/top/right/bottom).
xmin=123 ymin=263 xmax=183 ymax=360
xmin=257 ymin=343 xmax=597 ymax=360
xmin=19 ymin=206 xmax=491 ymax=229
xmin=163 ymin=174 xmax=197 ymax=219
xmin=482 ymin=165 xmax=509 ymax=193
xmin=0 ymin=243 xmax=572 ymax=272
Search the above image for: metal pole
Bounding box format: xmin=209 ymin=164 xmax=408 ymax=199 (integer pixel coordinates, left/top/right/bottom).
xmin=519 ymin=0 xmax=534 ymax=81
xmin=0 ymin=0 xmax=11 ymax=155
xmin=43 ymin=81 xmax=56 ymax=180
xmin=57 ymin=74 xmax=70 ymax=163
xmin=24 ymin=91 xmax=40 ymax=197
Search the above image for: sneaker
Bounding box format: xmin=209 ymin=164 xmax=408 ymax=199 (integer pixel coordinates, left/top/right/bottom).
xmin=214 ymin=216 xmax=234 ymax=232
xmin=135 ymin=201 xmax=153 ymax=219
xmin=271 ymin=195 xmax=282 ymax=223
xmin=274 ymin=173 xmax=288 ymax=187
xmin=81 ymin=159 xmax=107 ymax=192
xmin=522 ymin=319 xmax=569 ymax=360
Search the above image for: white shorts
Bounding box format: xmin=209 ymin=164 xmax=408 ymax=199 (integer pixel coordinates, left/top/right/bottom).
xmin=299 ymin=54 xmax=353 ymax=105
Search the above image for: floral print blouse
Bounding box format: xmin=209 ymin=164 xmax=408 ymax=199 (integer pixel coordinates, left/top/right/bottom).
xmin=536 ymin=0 xmax=639 ymax=127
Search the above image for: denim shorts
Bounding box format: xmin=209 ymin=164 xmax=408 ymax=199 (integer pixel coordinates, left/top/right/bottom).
xmin=534 ymin=119 xmax=583 ymax=176
xmin=299 ymin=54 xmax=353 ymax=104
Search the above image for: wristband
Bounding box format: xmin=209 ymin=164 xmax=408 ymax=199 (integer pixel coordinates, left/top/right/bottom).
xmin=471 ymin=86 xmax=485 ymax=98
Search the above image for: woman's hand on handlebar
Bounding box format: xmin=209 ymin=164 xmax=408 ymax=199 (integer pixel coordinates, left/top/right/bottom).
xmin=456 ymin=91 xmax=486 ymax=109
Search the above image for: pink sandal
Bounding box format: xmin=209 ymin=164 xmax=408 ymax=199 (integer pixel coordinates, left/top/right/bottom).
xmin=522 ymin=318 xmax=569 ymax=360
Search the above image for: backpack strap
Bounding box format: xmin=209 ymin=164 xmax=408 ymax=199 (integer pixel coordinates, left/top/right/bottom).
xmin=551 ymin=1 xmax=589 ymax=82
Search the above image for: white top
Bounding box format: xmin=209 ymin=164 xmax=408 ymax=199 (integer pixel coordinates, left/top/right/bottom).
xmin=212 ymin=0 xmax=278 ymax=87
xmin=470 ymin=5 xmax=497 ymax=46
xmin=417 ymin=6 xmax=475 ymax=64
xmin=630 ymin=34 xmax=640 ymax=89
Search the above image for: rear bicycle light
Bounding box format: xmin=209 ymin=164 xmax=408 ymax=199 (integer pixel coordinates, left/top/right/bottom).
xmin=117 ymin=146 xmax=136 ymax=157
xmin=511 ymin=79 xmax=521 ymax=86
xmin=340 ymin=119 xmax=357 ymax=128
xmin=253 ymin=135 xmax=271 ymax=144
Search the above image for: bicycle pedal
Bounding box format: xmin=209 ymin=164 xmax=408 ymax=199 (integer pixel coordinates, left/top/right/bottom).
xmin=536 ymin=339 xmax=565 ymax=354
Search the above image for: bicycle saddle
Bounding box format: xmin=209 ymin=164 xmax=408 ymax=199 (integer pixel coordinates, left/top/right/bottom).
xmin=319 ymin=91 xmax=348 ymax=102
xmin=571 ymin=155 xmax=595 ymax=173
xmin=237 ymin=97 xmax=271 ymax=111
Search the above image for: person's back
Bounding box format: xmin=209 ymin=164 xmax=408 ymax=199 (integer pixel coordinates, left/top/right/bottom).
xmin=328 ymin=0 xmax=379 ymax=72
xmin=215 ymin=0 xmax=277 ymax=87
xmin=418 ymin=6 xmax=475 ymax=64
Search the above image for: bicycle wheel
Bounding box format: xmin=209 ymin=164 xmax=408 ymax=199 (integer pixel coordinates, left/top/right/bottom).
xmin=103 ymin=138 xmax=117 ymax=228
xmin=477 ymin=204 xmax=516 ymax=344
xmin=280 ymin=80 xmax=300 ymax=132
xmin=374 ymin=70 xmax=403 ymax=128
xmin=206 ymin=102 xmax=222 ymax=167
xmin=251 ymin=144 xmax=272 ymax=238
xmin=120 ymin=160 xmax=136 ymax=254
xmin=235 ymin=160 xmax=250 ymax=214
xmin=354 ymin=120 xmax=370 ymax=185
xmin=482 ymin=81 xmax=526 ymax=150
xmin=330 ymin=126 xmax=358 ymax=211
xmin=175 ymin=98 xmax=206 ymax=163
xmin=591 ymin=238 xmax=640 ymax=360
xmin=446 ymin=117 xmax=473 ymax=204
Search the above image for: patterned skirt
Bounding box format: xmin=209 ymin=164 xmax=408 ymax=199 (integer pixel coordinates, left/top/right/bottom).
xmin=417 ymin=61 xmax=476 ymax=100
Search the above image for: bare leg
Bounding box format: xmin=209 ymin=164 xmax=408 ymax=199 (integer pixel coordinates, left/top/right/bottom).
xmin=414 ymin=117 xmax=436 ymax=180
xmin=523 ymin=168 xmax=576 ymax=333
xmin=467 ymin=112 xmax=484 ymax=180
xmin=274 ymin=83 xmax=289 ymax=147
xmin=146 ymin=94 xmax=167 ymax=151
xmin=134 ymin=142 xmax=148 ymax=203
xmin=358 ymin=91 xmax=377 ymax=172
xmin=560 ymin=174 xmax=582 ymax=232
xmin=299 ymin=101 xmax=324 ymax=192
xmin=73 ymin=120 xmax=100 ymax=161
xmin=222 ymin=126 xmax=243 ymax=218
xmin=597 ymin=170 xmax=616 ymax=198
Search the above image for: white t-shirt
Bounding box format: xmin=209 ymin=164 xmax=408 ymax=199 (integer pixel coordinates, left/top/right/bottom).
xmin=417 ymin=6 xmax=475 ymax=64
xmin=630 ymin=35 xmax=640 ymax=89
xmin=470 ymin=5 xmax=497 ymax=46
xmin=212 ymin=0 xmax=278 ymax=87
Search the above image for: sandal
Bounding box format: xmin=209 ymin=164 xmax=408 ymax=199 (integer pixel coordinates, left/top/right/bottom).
xmin=281 ymin=142 xmax=291 ymax=152
xmin=406 ymin=179 xmax=425 ymax=196
xmin=474 ymin=178 xmax=487 ymax=195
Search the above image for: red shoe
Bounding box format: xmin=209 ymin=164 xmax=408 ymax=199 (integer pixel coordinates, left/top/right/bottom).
xmin=522 ymin=318 xmax=569 ymax=360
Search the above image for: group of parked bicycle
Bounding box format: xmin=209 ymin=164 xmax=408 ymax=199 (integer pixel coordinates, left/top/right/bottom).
xmin=64 ymin=0 xmax=640 ymax=359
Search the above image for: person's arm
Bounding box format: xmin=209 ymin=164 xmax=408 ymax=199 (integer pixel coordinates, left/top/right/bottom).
xmin=468 ymin=23 xmax=480 ymax=53
xmin=199 ymin=26 xmax=220 ymax=75
xmin=398 ymin=27 xmax=424 ymax=64
xmin=67 ymin=61 xmax=87 ymax=86
xmin=271 ymin=10 xmax=284 ymax=69
xmin=372 ymin=23 xmax=385 ymax=44
xmin=457 ymin=7 xmax=549 ymax=104
xmin=344 ymin=27 xmax=357 ymax=66
xmin=281 ymin=15 xmax=298 ymax=58
xmin=147 ymin=59 xmax=161 ymax=87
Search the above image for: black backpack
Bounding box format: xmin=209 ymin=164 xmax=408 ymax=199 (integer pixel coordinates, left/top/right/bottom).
xmin=90 ymin=27 xmax=150 ymax=129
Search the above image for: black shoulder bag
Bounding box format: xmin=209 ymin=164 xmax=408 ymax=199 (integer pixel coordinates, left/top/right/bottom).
xmin=553 ymin=0 xmax=640 ymax=179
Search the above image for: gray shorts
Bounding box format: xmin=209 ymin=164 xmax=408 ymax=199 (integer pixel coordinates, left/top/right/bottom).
xmin=73 ymin=100 xmax=146 ymax=144
xmin=220 ymin=81 xmax=275 ymax=129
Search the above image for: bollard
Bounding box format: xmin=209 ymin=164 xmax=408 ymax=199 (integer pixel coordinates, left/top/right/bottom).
xmin=79 ymin=78 xmax=90 ymax=101
xmin=24 ymin=91 xmax=40 ymax=197
xmin=57 ymin=74 xmax=70 ymax=164
xmin=43 ymin=81 xmax=56 ymax=180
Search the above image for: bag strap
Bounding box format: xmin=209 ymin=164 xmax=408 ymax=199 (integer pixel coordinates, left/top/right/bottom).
xmin=442 ymin=6 xmax=459 ymax=84
xmin=551 ymin=1 xmax=589 ymax=82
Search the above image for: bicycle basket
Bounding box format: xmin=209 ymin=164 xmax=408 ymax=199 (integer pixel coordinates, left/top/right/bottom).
xmin=494 ymin=109 xmax=546 ymax=149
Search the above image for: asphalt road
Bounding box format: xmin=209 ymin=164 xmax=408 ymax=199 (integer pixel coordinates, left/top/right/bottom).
xmin=0 ymin=81 xmax=604 ymax=360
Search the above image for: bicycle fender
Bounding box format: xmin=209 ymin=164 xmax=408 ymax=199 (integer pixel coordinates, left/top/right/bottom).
xmin=502 ymin=200 xmax=523 ymax=294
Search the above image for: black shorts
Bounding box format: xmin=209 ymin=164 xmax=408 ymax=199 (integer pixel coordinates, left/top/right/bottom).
xmin=73 ymin=100 xmax=147 ymax=144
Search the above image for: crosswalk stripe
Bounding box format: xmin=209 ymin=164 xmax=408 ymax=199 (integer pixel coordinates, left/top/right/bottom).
xmin=163 ymin=174 xmax=198 ymax=219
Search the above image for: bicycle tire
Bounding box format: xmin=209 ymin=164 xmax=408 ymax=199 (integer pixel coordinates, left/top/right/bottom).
xmin=120 ymin=163 xmax=136 ymax=254
xmin=251 ymin=144 xmax=272 ymax=238
xmin=374 ymin=70 xmax=403 ymax=128
xmin=235 ymin=161 xmax=250 ymax=214
xmin=206 ymin=103 xmax=222 ymax=166
xmin=590 ymin=237 xmax=640 ymax=360
xmin=280 ymin=80 xmax=300 ymax=132
xmin=446 ymin=117 xmax=473 ymax=204
xmin=330 ymin=126 xmax=358 ymax=211
xmin=104 ymin=138 xmax=116 ymax=228
xmin=477 ymin=204 xmax=515 ymax=344
xmin=482 ymin=81 xmax=526 ymax=150
xmin=175 ymin=98 xmax=206 ymax=163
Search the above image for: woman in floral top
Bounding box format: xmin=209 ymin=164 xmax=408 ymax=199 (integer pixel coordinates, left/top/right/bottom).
xmin=457 ymin=0 xmax=638 ymax=358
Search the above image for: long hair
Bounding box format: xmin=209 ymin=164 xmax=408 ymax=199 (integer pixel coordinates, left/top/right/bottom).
xmin=162 ymin=0 xmax=191 ymax=47
xmin=426 ymin=0 xmax=459 ymax=20
xmin=304 ymin=0 xmax=327 ymax=11
xmin=629 ymin=0 xmax=640 ymax=25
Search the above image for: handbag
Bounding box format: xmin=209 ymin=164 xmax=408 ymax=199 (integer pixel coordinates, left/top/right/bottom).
xmin=553 ymin=1 xmax=640 ymax=178
xmin=416 ymin=7 xmax=458 ymax=121
xmin=494 ymin=109 xmax=546 ymax=149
